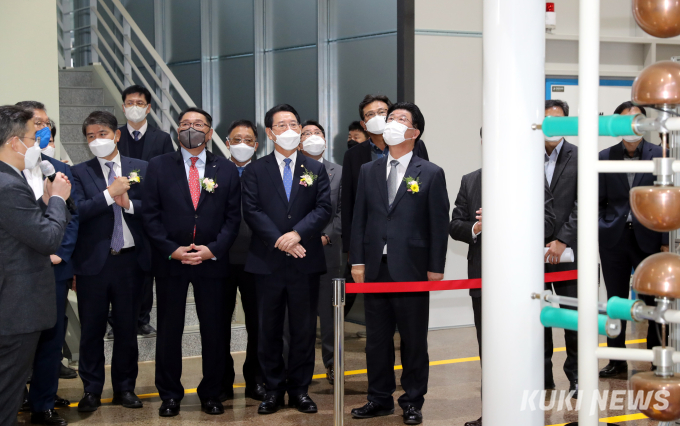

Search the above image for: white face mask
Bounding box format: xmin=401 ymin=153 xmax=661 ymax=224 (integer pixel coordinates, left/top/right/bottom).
xmin=229 ymin=143 xmax=255 ymax=163
xmin=41 ymin=145 xmax=56 ymax=158
xmin=622 ymin=134 xmax=642 ymax=143
xmin=545 ymin=135 xmax=563 ymax=143
xmin=383 ymin=121 xmax=414 ymax=146
xmin=124 ymin=105 xmax=148 ymax=123
xmin=272 ymin=129 xmax=300 ymax=150
xmin=89 ymin=138 xmax=116 ymax=158
xmin=302 ymin=135 xmax=326 ymax=156
xmin=365 ymin=115 xmax=386 ymax=134
xmin=17 ymin=138 xmax=42 ymax=170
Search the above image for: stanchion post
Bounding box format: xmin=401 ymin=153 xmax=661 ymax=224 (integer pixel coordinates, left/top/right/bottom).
xmin=332 ymin=278 xmax=345 ymax=426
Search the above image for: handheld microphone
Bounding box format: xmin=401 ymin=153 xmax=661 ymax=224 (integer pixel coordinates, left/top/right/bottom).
xmin=40 ymin=160 xmax=77 ymax=211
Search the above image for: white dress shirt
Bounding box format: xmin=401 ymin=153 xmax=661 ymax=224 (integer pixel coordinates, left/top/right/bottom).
xmin=274 ymin=149 xmax=297 ymax=179
xmin=23 ymin=164 xmax=44 ymax=200
xmin=98 ymin=152 xmax=135 ymax=248
xmin=127 ymin=121 xmax=148 ymax=139
xmin=181 ymin=147 xmax=207 ymax=180
xmin=544 ymin=139 xmax=564 ymax=186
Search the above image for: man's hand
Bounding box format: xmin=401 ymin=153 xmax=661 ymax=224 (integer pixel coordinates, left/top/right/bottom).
xmin=285 ymin=243 xmax=307 ymax=258
xmin=275 ymin=231 xmax=301 ymax=252
xmin=352 ymin=265 xmax=365 ymax=283
xmin=108 ymin=176 xmax=130 ymax=197
xmin=322 ymin=235 xmax=329 ymax=246
xmin=545 ymin=240 xmax=567 ymax=264
xmin=473 ymin=208 xmax=482 ymax=234
xmin=190 ymin=244 xmax=215 ymax=261
xmin=114 ymin=192 xmax=131 ymax=210
xmin=50 ymin=172 xmax=72 ymax=201
xmin=428 ymin=271 xmax=444 ymax=281
xmin=171 ymin=246 xmax=194 ymax=262
xmin=662 ymin=245 xmax=670 ymax=252
xmin=50 ymin=255 xmax=62 ymax=265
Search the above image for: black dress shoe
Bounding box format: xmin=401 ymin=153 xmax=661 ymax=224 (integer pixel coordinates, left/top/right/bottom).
xmin=218 ymin=389 xmax=234 ymax=402
xmin=112 ymin=391 xmax=143 ymax=408
xmin=464 ymin=416 xmax=482 ymax=426
xmin=599 ymin=361 xmax=628 ymax=378
xmin=159 ymin=399 xmax=180 ymax=417
xmin=77 ymin=393 xmax=101 ymax=412
xmin=30 ymin=409 xmax=68 ymax=426
xmin=288 ymin=393 xmax=317 ymax=413
xmin=545 ymin=381 xmax=556 ymax=390
xmin=200 ymin=398 xmax=224 ymax=415
xmin=245 ymin=384 xmax=266 ymax=401
xmin=569 ymin=381 xmax=578 ymax=400
xmin=402 ymin=405 xmax=423 ymax=425
xmin=59 ymin=364 xmax=78 ymax=379
xmin=258 ymin=395 xmax=284 ymax=414
xmin=351 ymin=401 xmax=395 ymax=418
xmin=326 ymin=366 xmax=334 ymax=385
xmin=137 ymin=324 xmax=157 ymax=336
xmin=54 ymin=396 xmax=70 ymax=408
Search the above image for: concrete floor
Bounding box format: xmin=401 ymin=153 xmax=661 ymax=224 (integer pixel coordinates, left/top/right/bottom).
xmin=18 ymin=321 xmax=663 ymax=425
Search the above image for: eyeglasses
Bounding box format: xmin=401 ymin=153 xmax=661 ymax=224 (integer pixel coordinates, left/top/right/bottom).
xmin=125 ymin=101 xmax=148 ymax=108
xmin=179 ymin=121 xmax=210 ymax=130
xmin=363 ymin=109 xmax=388 ymax=120
xmin=386 ymin=114 xmax=413 ymax=126
xmin=301 ymin=130 xmax=323 ymax=137
xmin=34 ymin=120 xmax=49 ymax=129
xmin=228 ymin=137 xmax=256 ymax=146
xmin=271 ymin=122 xmax=299 ymax=131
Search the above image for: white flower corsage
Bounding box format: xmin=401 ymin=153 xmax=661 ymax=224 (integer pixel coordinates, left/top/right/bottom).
xmin=200 ymin=177 xmax=218 ymax=193
xmin=403 ymin=176 xmax=421 ymax=193
xmin=299 ymin=166 xmax=318 ymax=187
xmin=128 ymin=169 xmax=142 ymax=183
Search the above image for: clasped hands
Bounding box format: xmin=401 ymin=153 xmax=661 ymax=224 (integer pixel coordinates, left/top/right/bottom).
xmin=275 ymin=231 xmax=306 ymax=258
xmin=108 ymin=176 xmax=131 ymax=210
xmin=171 ymin=244 xmax=215 ymax=265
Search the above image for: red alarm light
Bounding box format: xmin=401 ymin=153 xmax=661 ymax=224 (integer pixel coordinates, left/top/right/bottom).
xmin=546 ymin=2 xmax=555 ymax=12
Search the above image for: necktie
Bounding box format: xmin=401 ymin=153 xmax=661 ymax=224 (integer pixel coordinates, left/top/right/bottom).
xmin=237 ymin=166 xmax=245 ymax=177
xmin=283 ymin=158 xmax=292 ymax=201
xmin=106 ymin=161 xmax=124 ymax=252
xmin=133 ymin=130 xmax=141 ymax=141
xmin=387 ymin=159 xmax=399 ymax=207
xmin=189 ymin=157 xmax=200 ymax=209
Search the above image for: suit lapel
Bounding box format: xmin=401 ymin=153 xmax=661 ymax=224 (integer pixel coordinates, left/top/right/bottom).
xmin=632 ymin=140 xmax=651 ymax=188
xmin=324 ymin=160 xmax=336 ymax=185
xmin=362 ymin=141 xmax=373 ymax=164
xmin=264 ymin=152 xmax=289 ymax=207
xmin=609 ymin=142 xmax=630 ymax=190
xmin=172 ymin=151 xmax=194 ymax=208
xmin=86 ymin=157 xmax=108 ymax=192
xmin=550 ymin=143 xmax=572 ymax=192
xmin=287 ymin=154 xmax=305 ymax=210
xmin=473 ymin=170 xmax=482 ymax=212
xmin=373 ymin=157 xmax=389 ymax=211
xmin=196 ymin=151 xmax=218 ymax=210
xmin=390 ymin=156 xmax=422 ymax=212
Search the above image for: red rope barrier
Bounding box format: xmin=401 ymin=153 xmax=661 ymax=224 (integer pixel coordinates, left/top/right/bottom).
xmin=345 ymin=270 xmax=578 ymax=294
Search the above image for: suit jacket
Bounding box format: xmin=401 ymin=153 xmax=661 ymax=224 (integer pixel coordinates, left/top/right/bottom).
xmin=322 ymin=159 xmax=343 ymax=270
xmin=449 ymin=169 xmax=556 ymax=296
xmin=349 ymin=154 xmax=449 ymax=282
xmin=242 ymin=152 xmax=332 ymax=275
xmin=0 ymin=161 xmax=70 ymax=335
xmin=229 ymin=159 xmax=256 ymax=265
xmin=116 ymin=124 xmax=175 ymax=162
xmin=42 ymin=154 xmax=81 ymax=282
xmin=341 ymin=138 xmax=429 ymax=253
xmin=598 ymin=140 xmax=668 ymax=254
xmin=71 ymin=155 xmax=150 ymax=276
xmin=143 ymin=149 xmax=241 ymax=278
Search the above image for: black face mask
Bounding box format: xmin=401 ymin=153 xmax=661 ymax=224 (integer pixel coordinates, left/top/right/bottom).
xmin=347 ymin=140 xmax=359 ymax=150
xmin=179 ymin=127 xmax=207 ymax=149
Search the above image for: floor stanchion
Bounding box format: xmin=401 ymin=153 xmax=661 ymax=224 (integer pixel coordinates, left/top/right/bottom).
xmin=333 ymin=278 xmax=346 ymax=426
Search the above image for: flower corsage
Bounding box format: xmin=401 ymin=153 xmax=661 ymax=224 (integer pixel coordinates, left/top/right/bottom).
xmin=299 ymin=166 xmax=318 ymax=187
xmin=128 ymin=169 xmax=142 ymax=184
xmin=200 ymin=177 xmax=218 ymax=193
xmin=403 ymin=176 xmax=421 ymax=193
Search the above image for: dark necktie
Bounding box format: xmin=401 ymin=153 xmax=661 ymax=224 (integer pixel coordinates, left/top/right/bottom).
xmin=133 ymin=130 xmax=141 ymax=141
xmin=387 ymin=160 xmax=399 ymax=207
xmin=106 ymin=161 xmax=124 ymax=252
xmin=283 ymin=158 xmax=292 ymax=200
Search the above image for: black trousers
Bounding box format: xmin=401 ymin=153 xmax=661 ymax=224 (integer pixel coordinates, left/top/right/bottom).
xmin=222 ymin=264 xmax=262 ymax=391
xmin=0 ymin=331 xmax=40 ymax=426
xmin=77 ymin=251 xmax=143 ymax=394
xmin=138 ymin=274 xmax=154 ymax=326
xmin=155 ymin=272 xmax=227 ymax=401
xmin=544 ymin=277 xmax=578 ymax=385
xmin=600 ymin=227 xmax=668 ymax=353
xmin=471 ymin=296 xmax=482 ymax=360
xmin=364 ymin=260 xmax=429 ymax=410
xmin=255 ymin=259 xmax=320 ymax=398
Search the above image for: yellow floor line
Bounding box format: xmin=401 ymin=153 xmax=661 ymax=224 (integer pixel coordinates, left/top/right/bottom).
xmin=65 ymin=338 xmax=648 ymax=410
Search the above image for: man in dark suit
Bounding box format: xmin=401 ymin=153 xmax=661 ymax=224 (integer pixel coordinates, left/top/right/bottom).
xmin=71 ymin=111 xmax=149 ymax=412
xmin=142 ymin=107 xmax=241 ymax=417
xmin=598 ymin=101 xmax=668 ymax=377
xmin=542 ymin=100 xmax=579 ymax=396
xmin=298 ymin=120 xmax=344 ymax=385
xmin=13 ymin=100 xmax=80 ymax=426
xmin=114 ymin=85 xmax=174 ymax=338
xmin=349 ymin=102 xmax=449 ymax=425
xmin=220 ymin=119 xmax=266 ymax=402
xmin=0 ymin=105 xmax=71 ymax=426
xmin=242 ymin=104 xmax=331 ymax=415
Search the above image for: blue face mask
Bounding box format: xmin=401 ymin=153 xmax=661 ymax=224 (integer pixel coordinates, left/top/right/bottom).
xmin=36 ymin=126 xmax=51 ymax=149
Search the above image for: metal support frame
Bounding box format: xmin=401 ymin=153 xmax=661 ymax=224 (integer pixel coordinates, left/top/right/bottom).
xmin=89 ymin=0 xmax=98 ymax=63
xmin=122 ymin=17 xmax=132 ymax=86
xmin=317 ymin=0 xmax=330 ymax=161
xmin=332 ymin=278 xmax=345 ymax=426
xmin=396 ymin=0 xmax=415 ymax=102
xmin=253 ymin=0 xmax=270 ymax=155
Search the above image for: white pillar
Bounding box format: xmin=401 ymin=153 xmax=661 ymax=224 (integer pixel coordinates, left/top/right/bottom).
xmin=481 ymin=0 xmax=545 ymax=425
xmin=577 ymin=0 xmax=600 ymax=424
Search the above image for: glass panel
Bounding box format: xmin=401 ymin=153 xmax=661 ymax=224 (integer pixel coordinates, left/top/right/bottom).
xmin=330 ymin=35 xmax=397 ymax=164
xmin=166 ymin=0 xmax=201 ymax=64
xmin=168 ymin=62 xmax=202 ymax=112
xmin=269 ymin=46 xmax=318 ymax=129
xmin=329 ymin=0 xmax=397 ymax=40
xmin=122 ymin=0 xmax=155 ymax=47
xmin=265 ymin=0 xmax=317 ymax=50
xmin=211 ymin=55 xmax=256 ymax=140
xmin=212 ymin=0 xmax=254 ymax=57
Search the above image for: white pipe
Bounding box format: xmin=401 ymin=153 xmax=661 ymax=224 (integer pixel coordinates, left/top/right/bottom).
xmin=665 ymin=117 xmax=680 ymax=131
xmin=577 ymin=0 xmax=600 ymax=423
xmin=665 ymin=310 xmax=680 ymax=324
xmin=597 ymin=160 xmax=655 ymax=173
xmin=596 ymin=347 xmax=654 ymax=362
xmin=481 ymin=1 xmax=544 ymax=425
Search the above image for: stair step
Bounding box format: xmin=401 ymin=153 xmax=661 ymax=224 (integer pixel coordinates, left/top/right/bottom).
xmin=59 ymin=87 xmax=104 ymax=106
xmin=59 ymin=70 xmax=93 ymax=88
xmin=60 ymin=106 xmax=115 ymax=124
xmin=60 ymin=124 xmax=87 ymax=143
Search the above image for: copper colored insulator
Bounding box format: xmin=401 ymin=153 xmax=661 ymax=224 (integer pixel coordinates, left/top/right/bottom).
xmin=632 ymin=61 xmax=680 ymax=106
xmin=632 ymin=252 xmax=680 ymax=299
xmin=630 ymin=186 xmax=680 ymax=232
xmin=633 ymin=0 xmax=680 ymax=38
xmin=630 ymin=372 xmax=680 ymax=421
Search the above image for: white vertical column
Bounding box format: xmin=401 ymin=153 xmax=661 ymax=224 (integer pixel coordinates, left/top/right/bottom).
xmin=481 ymin=0 xmax=545 ymax=425
xmin=577 ymin=0 xmax=600 ymax=424
xmin=89 ymin=0 xmax=98 ymax=63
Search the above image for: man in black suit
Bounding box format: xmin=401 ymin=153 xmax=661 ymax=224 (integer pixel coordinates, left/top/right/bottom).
xmin=349 ymin=102 xmax=449 ymax=425
xmin=0 ymin=105 xmax=71 ymax=426
xmin=143 ymin=107 xmax=241 ymax=417
xmin=598 ymin=101 xmax=668 ymax=378
xmin=71 ymin=111 xmax=149 ymax=413
xmin=220 ymin=119 xmax=266 ymax=402
xmin=542 ymin=100 xmax=580 ymax=396
xmin=242 ymin=104 xmax=331 ymax=415
xmin=114 ymin=84 xmax=174 ymax=338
